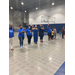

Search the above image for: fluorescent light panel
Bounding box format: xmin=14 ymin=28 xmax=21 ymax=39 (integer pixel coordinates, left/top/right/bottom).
xmin=36 ymin=7 xmax=38 ymax=9
xmin=10 ymin=7 xmax=13 ymax=9
xmin=25 ymin=10 xmax=26 ymax=12
xmin=21 ymin=2 xmax=24 ymax=5
xmin=52 ymin=3 xmax=54 ymax=5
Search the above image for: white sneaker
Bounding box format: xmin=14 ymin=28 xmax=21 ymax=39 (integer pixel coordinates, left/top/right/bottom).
xmin=20 ymin=46 xmax=22 ymax=48
xmin=22 ymin=45 xmax=24 ymax=47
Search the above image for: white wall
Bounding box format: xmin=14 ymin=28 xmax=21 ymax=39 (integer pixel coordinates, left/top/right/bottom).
xmin=29 ymin=4 xmax=65 ymax=25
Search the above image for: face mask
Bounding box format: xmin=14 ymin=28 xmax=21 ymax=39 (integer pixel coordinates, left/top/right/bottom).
xmin=28 ymin=27 xmax=30 ymax=29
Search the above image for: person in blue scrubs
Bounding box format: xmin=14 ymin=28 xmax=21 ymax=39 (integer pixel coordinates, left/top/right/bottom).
xmin=26 ymin=25 xmax=32 ymax=44
xmin=47 ymin=24 xmax=52 ymax=41
xmin=18 ymin=25 xmax=25 ymax=48
xmin=39 ymin=25 xmax=44 ymax=43
xmin=32 ymin=25 xmax=39 ymax=44
xmin=9 ymin=25 xmax=14 ymax=50
xmin=61 ymin=26 xmax=65 ymax=39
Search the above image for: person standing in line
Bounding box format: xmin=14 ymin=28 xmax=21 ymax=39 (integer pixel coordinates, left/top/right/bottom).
xmin=18 ymin=25 xmax=25 ymax=48
xmin=64 ymin=28 xmax=65 ymax=38
xmin=47 ymin=24 xmax=52 ymax=41
xmin=26 ymin=25 xmax=31 ymax=39
xmin=26 ymin=25 xmax=32 ymax=44
xmin=39 ymin=25 xmax=44 ymax=43
xmin=59 ymin=31 xmax=62 ymax=39
xmin=12 ymin=26 xmax=15 ymax=31
xmin=9 ymin=25 xmax=14 ymax=50
xmin=53 ymin=27 xmax=57 ymax=39
xmin=39 ymin=25 xmax=41 ymax=37
xmin=32 ymin=25 xmax=39 ymax=44
xmin=61 ymin=26 xmax=65 ymax=39
xmin=51 ymin=29 xmax=54 ymax=40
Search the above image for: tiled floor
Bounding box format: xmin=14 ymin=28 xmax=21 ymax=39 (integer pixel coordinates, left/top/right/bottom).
xmin=9 ymin=32 xmax=65 ymax=75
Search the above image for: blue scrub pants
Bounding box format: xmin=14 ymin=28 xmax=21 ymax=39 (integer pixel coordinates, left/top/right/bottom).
xmin=27 ymin=35 xmax=32 ymax=44
xmin=18 ymin=36 xmax=24 ymax=46
xmin=40 ymin=35 xmax=44 ymax=40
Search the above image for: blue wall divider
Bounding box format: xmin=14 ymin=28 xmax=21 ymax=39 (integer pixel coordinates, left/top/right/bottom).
xmin=26 ymin=23 xmax=65 ymax=33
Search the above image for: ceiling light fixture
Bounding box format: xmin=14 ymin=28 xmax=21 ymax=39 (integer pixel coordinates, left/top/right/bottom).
xmin=21 ymin=2 xmax=24 ymax=5
xmin=36 ymin=7 xmax=38 ymax=10
xmin=52 ymin=3 xmax=54 ymax=5
xmin=49 ymin=57 xmax=52 ymax=61
xmin=25 ymin=10 xmax=26 ymax=12
xmin=10 ymin=7 xmax=13 ymax=9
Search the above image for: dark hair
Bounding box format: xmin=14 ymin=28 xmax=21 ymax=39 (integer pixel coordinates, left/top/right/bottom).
xmin=9 ymin=26 xmax=12 ymax=30
xmin=52 ymin=29 xmax=54 ymax=31
xmin=19 ymin=25 xmax=22 ymax=27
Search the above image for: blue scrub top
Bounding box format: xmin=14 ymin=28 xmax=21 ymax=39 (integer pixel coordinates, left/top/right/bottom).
xmin=48 ymin=28 xmax=52 ymax=33
xmin=34 ymin=29 xmax=38 ymax=42
xmin=26 ymin=28 xmax=32 ymax=36
xmin=18 ymin=28 xmax=25 ymax=37
xmin=9 ymin=29 xmax=14 ymax=38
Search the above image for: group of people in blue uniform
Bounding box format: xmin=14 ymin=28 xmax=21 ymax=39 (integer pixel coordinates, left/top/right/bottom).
xmin=9 ymin=24 xmax=65 ymax=50
xmin=9 ymin=25 xmax=14 ymax=50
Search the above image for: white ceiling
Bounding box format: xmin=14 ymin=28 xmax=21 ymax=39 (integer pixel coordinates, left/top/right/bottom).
xmin=9 ymin=0 xmax=65 ymax=12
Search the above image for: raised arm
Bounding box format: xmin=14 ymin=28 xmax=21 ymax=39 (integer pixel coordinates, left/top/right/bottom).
xmin=61 ymin=28 xmax=63 ymax=32
xmin=32 ymin=25 xmax=35 ymax=30
xmin=47 ymin=24 xmax=49 ymax=29
xmin=42 ymin=26 xmax=44 ymax=29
